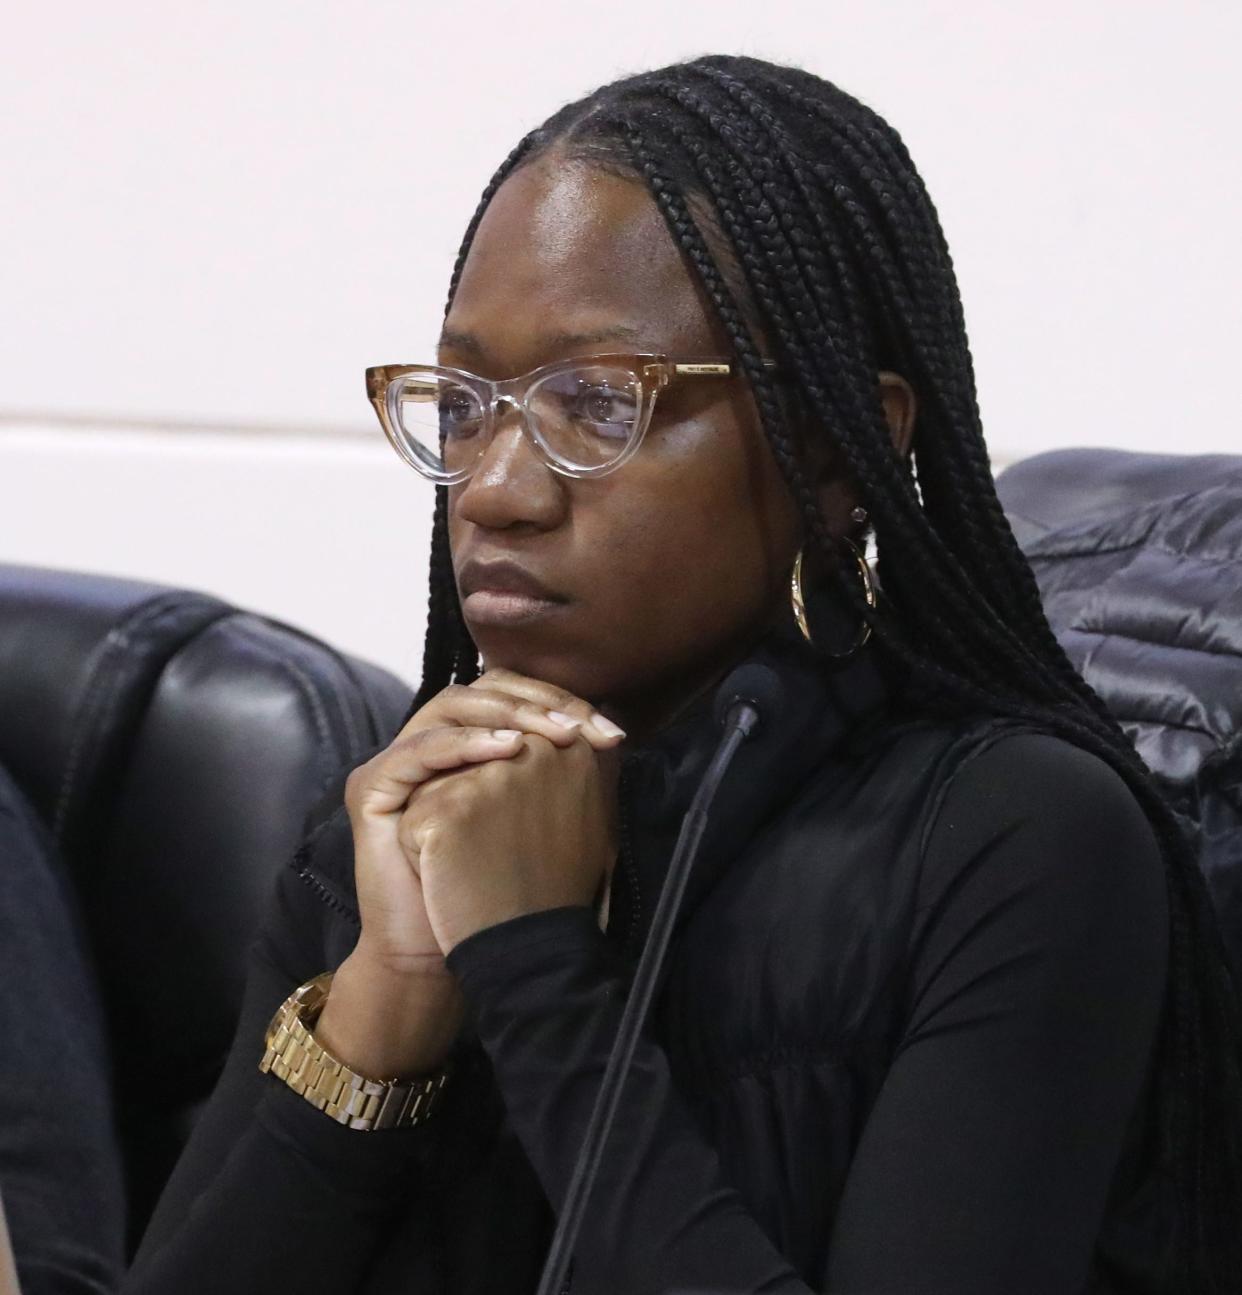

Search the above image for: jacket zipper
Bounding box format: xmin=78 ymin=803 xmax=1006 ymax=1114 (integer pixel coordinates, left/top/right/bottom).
xmin=294 ymin=861 xmax=361 ymax=928
xmin=612 ymin=756 xmax=642 ymax=960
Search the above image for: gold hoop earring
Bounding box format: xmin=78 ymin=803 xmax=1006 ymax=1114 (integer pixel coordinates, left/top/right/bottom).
xmin=790 ymin=536 xmax=876 ymax=658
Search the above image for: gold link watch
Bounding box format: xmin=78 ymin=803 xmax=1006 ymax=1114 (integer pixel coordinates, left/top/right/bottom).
xmin=259 ymin=971 xmax=451 ymax=1130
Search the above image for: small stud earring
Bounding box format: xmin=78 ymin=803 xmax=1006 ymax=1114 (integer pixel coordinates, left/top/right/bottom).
xmin=850 ymin=505 xmax=868 ymax=526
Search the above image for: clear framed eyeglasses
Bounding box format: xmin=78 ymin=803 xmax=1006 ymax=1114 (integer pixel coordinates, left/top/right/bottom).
xmin=364 ymin=353 xmax=778 ymax=484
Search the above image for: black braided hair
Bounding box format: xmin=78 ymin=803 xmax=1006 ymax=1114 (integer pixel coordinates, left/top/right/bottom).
xmin=406 ymin=55 xmax=1242 ymax=1286
xmin=408 ymin=128 xmax=538 ymax=706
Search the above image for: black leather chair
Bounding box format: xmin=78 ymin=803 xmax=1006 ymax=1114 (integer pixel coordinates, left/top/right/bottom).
xmin=0 ymin=563 xmax=413 ymax=1248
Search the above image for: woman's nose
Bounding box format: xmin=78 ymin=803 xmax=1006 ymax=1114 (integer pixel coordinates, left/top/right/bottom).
xmin=452 ymin=400 xmax=566 ymax=531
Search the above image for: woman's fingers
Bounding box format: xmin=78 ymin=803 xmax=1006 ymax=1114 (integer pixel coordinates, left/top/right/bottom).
xmin=396 ymin=681 xmax=625 ymax=751
xmin=468 ymin=668 xmax=626 ymax=746
xmin=348 ymin=726 xmax=525 ymax=818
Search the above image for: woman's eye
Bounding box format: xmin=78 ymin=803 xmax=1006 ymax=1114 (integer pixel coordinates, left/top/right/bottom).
xmin=574 ymin=384 xmax=637 ymax=435
xmin=439 ymin=390 xmax=482 ymax=437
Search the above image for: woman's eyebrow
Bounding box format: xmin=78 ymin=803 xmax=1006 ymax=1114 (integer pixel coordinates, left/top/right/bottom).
xmin=437 ymin=327 xmax=487 ymax=359
xmin=437 ymin=324 xmax=648 ymax=360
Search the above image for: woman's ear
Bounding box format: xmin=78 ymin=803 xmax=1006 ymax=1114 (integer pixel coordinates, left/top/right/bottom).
xmin=796 ymin=370 xmax=918 ymax=535
xmin=878 ymin=370 xmax=917 ymax=461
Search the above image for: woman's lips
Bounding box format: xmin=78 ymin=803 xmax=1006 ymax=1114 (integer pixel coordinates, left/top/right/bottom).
xmin=461 ymin=589 xmax=570 ymax=626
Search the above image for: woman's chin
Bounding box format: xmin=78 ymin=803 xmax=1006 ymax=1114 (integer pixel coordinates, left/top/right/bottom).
xmin=474 ymin=639 xmax=612 ymax=706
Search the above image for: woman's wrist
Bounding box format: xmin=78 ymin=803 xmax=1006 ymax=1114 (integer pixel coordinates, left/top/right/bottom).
xmin=313 ymin=944 xmax=465 ymax=1080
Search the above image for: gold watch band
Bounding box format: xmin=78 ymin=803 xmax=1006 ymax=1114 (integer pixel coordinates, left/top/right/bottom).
xmin=259 ymin=970 xmax=451 ymax=1131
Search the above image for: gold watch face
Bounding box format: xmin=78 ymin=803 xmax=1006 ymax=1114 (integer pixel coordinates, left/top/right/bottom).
xmin=294 ymin=972 xmax=334 ymax=1021
xmin=264 ymin=973 xmax=329 ymax=1048
xmin=264 ymin=994 xmax=294 ymax=1050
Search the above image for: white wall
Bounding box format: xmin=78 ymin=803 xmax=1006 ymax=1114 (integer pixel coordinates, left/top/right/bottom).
xmin=3 ymin=2 xmax=1238 ymax=679
xmin=0 ymin=421 xmax=433 ymax=683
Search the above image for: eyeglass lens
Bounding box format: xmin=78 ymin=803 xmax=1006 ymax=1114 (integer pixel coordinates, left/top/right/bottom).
xmin=390 ymin=362 xmax=644 ymax=477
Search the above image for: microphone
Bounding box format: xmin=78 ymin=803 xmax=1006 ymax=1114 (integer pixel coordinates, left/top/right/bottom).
xmin=534 ymin=665 xmax=786 ymax=1295
xmin=711 ymin=662 xmax=787 ymax=740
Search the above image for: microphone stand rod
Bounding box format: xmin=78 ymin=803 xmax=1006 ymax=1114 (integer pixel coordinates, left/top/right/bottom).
xmin=534 ymin=701 xmax=761 ymax=1295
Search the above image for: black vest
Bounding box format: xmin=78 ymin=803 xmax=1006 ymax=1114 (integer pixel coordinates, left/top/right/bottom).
xmin=294 ymin=614 xmax=1169 ymax=1293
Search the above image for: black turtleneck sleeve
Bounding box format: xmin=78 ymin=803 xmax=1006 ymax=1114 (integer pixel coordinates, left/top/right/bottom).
xmin=445 ymin=731 xmax=1169 ymax=1293
xmin=122 ymin=848 xmax=467 ymax=1294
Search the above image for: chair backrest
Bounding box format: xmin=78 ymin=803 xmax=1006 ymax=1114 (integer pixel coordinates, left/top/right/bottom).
xmin=0 ymin=563 xmax=413 ymax=1246
xmin=996 ymin=449 xmax=1242 ymax=979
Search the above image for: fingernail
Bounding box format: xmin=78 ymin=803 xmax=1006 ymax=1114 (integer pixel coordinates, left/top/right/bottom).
xmin=590 ymin=712 xmax=626 ymax=739
xmin=490 ymin=729 xmax=521 ymax=740
xmin=547 ymin=710 xmax=583 ymax=730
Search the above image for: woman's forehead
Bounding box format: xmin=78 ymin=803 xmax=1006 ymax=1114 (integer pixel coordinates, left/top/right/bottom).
xmin=473 ymin=157 xmax=667 ymax=269
xmin=447 ymin=157 xmax=718 ymax=360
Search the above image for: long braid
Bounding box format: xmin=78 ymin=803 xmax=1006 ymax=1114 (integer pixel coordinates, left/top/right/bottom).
xmin=403 ymin=131 xmax=539 ymax=719
xmin=407 ymin=485 xmax=456 ymax=713
xmin=406 ymin=56 xmax=1242 ymax=1286
xmin=684 ymin=66 xmax=1064 ymax=672
xmin=751 ymin=59 xmax=1122 ymax=724
xmin=673 ymin=58 xmax=1139 ymax=751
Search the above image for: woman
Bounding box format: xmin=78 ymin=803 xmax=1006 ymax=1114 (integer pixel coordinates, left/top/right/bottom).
xmin=125 ymin=56 xmax=1242 ymax=1293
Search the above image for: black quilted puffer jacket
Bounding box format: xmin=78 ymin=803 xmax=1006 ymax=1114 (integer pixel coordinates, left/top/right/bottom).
xmin=997 ymin=448 xmax=1242 ymax=981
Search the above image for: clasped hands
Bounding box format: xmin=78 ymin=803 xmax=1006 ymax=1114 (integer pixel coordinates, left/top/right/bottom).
xmin=343 ymin=668 xmax=626 ymax=973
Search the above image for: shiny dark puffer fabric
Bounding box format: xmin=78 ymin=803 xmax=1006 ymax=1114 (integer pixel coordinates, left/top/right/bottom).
xmin=997 ymin=448 xmax=1242 ymax=980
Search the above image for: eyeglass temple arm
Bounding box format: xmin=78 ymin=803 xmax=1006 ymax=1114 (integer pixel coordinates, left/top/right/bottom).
xmin=670 ymin=359 xmax=782 ymax=379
